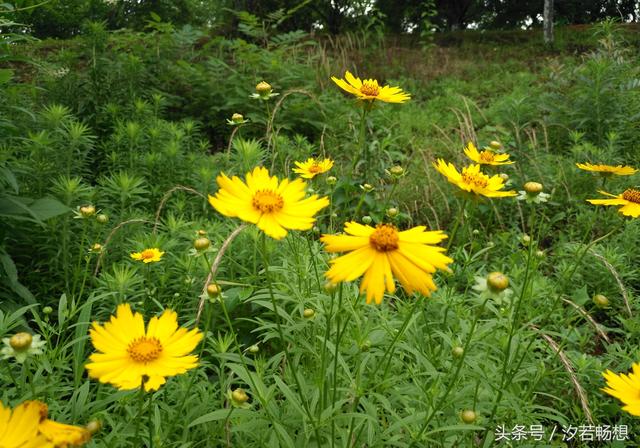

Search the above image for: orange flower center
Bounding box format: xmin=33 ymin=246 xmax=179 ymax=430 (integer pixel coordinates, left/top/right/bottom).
xmin=622 ymin=188 xmax=640 ymax=204
xmin=369 ymin=224 xmax=399 ymax=252
xmin=252 ymin=190 xmax=284 ymax=213
xmin=461 ymin=171 xmax=489 ymax=189
xmin=127 ymin=337 xmax=163 ymax=363
xmin=140 ymin=249 xmax=157 ymax=260
xmin=308 ymin=163 xmax=322 ymax=173
xmin=479 ymin=150 xmax=495 ymax=162
xmin=360 ymin=81 xmax=380 ymax=97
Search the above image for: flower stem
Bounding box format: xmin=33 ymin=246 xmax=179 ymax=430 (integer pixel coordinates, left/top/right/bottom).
xmin=260 ymin=234 xmax=322 ymax=443
xmin=134 ymin=382 xmax=145 ymax=444
xmin=148 ymin=392 xmax=154 ymax=448
xmin=410 ymin=296 xmax=490 ymax=446
xmin=352 ymin=106 xmax=369 ymax=178
xmin=379 ymin=298 xmax=421 ymax=382
xmin=446 ymin=199 xmax=467 ymax=251
xmin=330 ymin=283 xmax=345 ymax=448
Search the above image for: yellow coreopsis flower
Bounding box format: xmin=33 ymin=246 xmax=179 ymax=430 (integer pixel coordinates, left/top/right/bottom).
xmin=0 ymin=400 xmax=91 ymax=448
xmin=130 ymin=248 xmax=164 ymax=263
xmin=85 ymin=303 xmax=202 ymax=392
xmin=433 ymin=159 xmax=516 ymax=198
xmin=576 ymin=162 xmax=637 ymax=176
xmin=0 ymin=400 xmax=48 ymax=448
xmin=321 ymin=222 xmax=453 ymax=304
xmin=37 ymin=402 xmax=91 ymax=447
xmin=602 ymin=363 xmax=640 ymax=416
xmin=292 ymin=158 xmax=334 ymax=179
xmin=587 ymin=189 xmax=640 ymax=217
xmin=331 ymin=71 xmax=410 ymax=104
xmin=463 ymin=142 xmax=514 ymax=166
xmin=208 ymin=166 xmax=329 ymax=240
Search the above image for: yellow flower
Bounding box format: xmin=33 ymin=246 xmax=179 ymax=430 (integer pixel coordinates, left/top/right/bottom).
xmin=576 ymin=162 xmax=637 ymax=176
xmin=0 ymin=400 xmax=91 ymax=448
xmin=463 ymin=142 xmax=514 ymax=166
xmin=85 ymin=303 xmax=202 ymax=392
xmin=321 ymin=222 xmax=453 ymax=304
xmin=587 ymin=189 xmax=640 ymax=217
xmin=0 ymin=400 xmax=48 ymax=448
xmin=130 ymin=248 xmax=164 ymax=263
xmin=208 ymin=166 xmax=329 ymax=240
xmin=292 ymin=158 xmax=334 ymax=179
xmin=433 ymin=159 xmax=516 ymax=198
xmin=331 ymin=71 xmax=410 ymax=103
xmin=37 ymin=402 xmax=91 ymax=447
xmin=602 ymin=363 xmax=640 ymax=416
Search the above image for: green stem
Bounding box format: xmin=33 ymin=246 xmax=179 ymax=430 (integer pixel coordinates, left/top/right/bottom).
xmin=482 ymin=207 xmax=537 ymax=443
xmin=379 ymin=298 xmax=421 ymax=382
xmin=410 ymin=296 xmax=490 ymax=446
xmin=351 ymin=106 xmax=369 ymax=177
xmin=71 ymin=221 xmax=89 ymax=297
xmin=318 ymin=284 xmax=338 ymax=417
xmin=134 ymin=382 xmax=146 ymax=444
xmin=260 ymin=234 xmax=322 ymax=444
xmin=330 ymin=284 xmax=346 ymax=448
xmin=148 ymin=392 xmax=154 ymax=448
xmin=446 ymin=199 xmax=467 ymax=251
xmin=305 ymin=236 xmax=322 ymax=292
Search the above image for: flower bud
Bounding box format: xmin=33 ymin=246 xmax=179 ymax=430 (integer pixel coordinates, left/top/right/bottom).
xmin=498 ymin=173 xmax=509 ymax=181
xmin=389 ymin=165 xmax=404 ymax=176
xmin=90 ymin=243 xmax=102 ymax=253
xmin=231 ymin=388 xmax=249 ymax=405
xmin=362 ymin=215 xmax=372 ymax=225
xmin=197 ymin=229 xmax=207 ymax=236
xmin=231 ymin=113 xmax=244 ymax=124
xmin=524 ymin=181 xmax=543 ymax=195
xmin=489 ymin=141 xmax=502 ymax=150
xmin=487 ymin=272 xmax=509 ymax=293
xmin=313 ymin=225 xmax=321 ymax=234
xmin=10 ymin=333 xmax=33 ymax=351
xmin=323 ymin=281 xmax=337 ymax=293
xmin=452 ymin=346 xmax=464 ymax=358
xmin=255 ymin=81 xmax=272 ymax=95
xmin=303 ymin=308 xmax=315 ymax=319
xmin=521 ymin=234 xmax=531 ymax=246
xmin=248 ymin=344 xmax=260 ymax=354
xmin=79 ymin=205 xmax=96 ymax=218
xmin=86 ymin=420 xmax=102 ymax=435
xmin=207 ymin=283 xmax=221 ymax=297
xmin=593 ymin=294 xmax=609 ymax=308
xmin=96 ymin=214 xmax=108 ymax=224
xmin=194 ymin=237 xmax=211 ymax=251
xmin=386 ymin=207 xmax=399 ymax=218
xmin=361 ymin=183 xmax=374 ymax=193
xmin=472 ymin=229 xmax=480 ymax=236
xmin=360 ymin=339 xmax=371 ymax=352
xmin=42 ymin=306 xmax=53 ymax=315
xmin=535 ymin=250 xmax=545 ymax=258
xmin=460 ymin=409 xmax=477 ymax=424
xmin=326 ymin=176 xmax=337 ymax=186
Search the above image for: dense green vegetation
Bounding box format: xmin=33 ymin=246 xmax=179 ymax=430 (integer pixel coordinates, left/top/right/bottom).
xmin=2 ymin=2 xmax=640 ymax=446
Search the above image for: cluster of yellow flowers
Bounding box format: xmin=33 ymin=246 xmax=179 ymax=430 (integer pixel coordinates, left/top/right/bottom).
xmin=434 ymin=142 xmax=516 ymax=199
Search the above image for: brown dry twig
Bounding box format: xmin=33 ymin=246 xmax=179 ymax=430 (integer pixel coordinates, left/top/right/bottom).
xmin=531 ymin=325 xmax=594 ymax=425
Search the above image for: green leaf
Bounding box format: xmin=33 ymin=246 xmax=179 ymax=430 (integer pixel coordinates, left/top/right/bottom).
xmin=28 ymin=197 xmax=70 ymax=221
xmin=188 ymin=408 xmax=254 ymax=427
xmin=0 ymin=68 xmax=13 ymax=85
